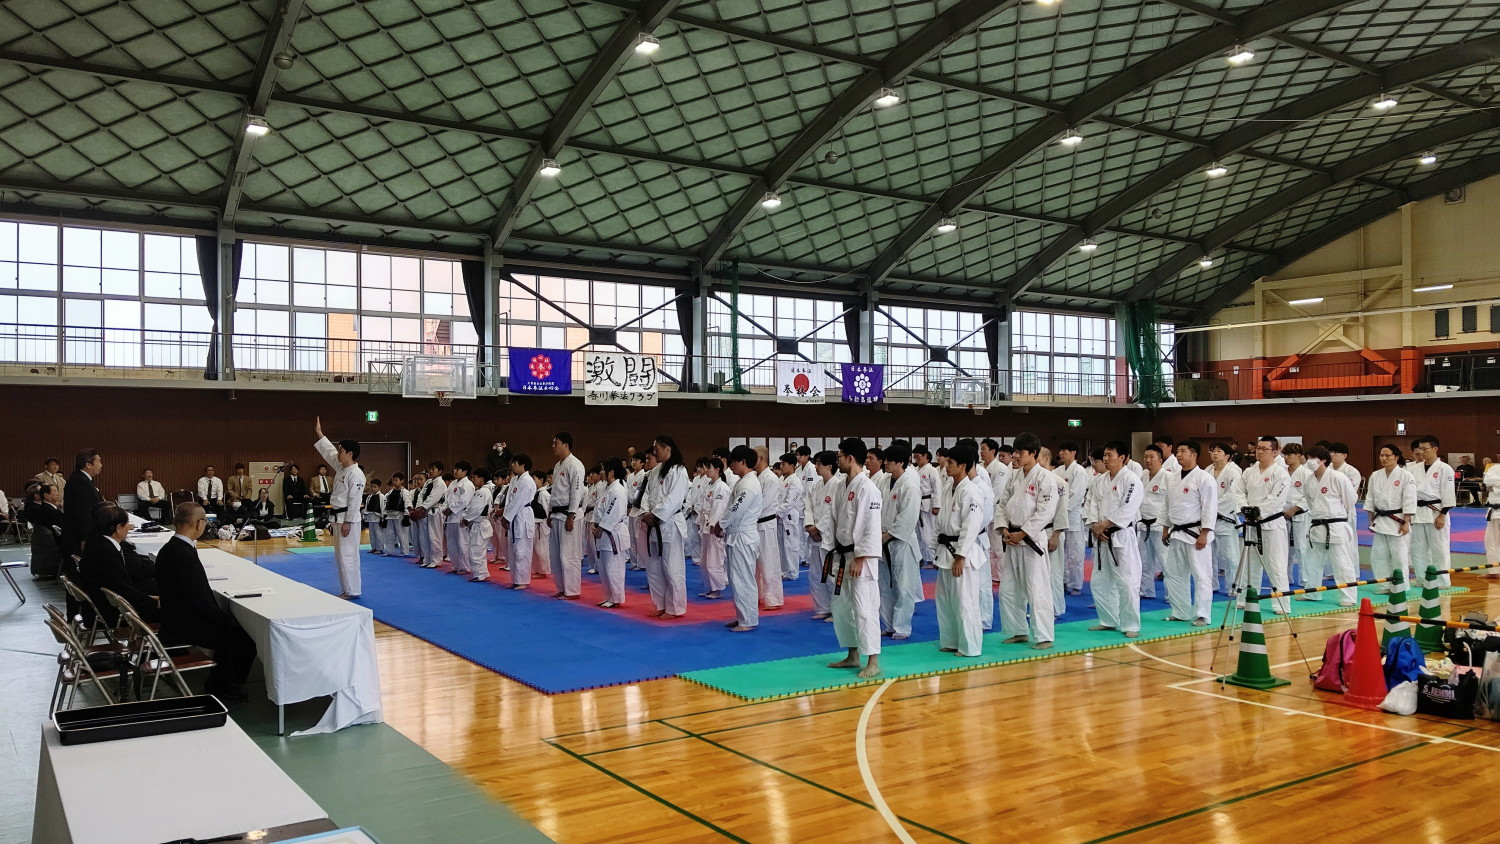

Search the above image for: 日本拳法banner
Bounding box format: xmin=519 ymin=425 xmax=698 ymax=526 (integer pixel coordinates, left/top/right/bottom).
xmin=840 ymin=363 xmax=884 ymax=405
xmin=583 ymin=352 xmax=658 ymax=406
xmin=776 ymin=359 xmax=825 ymax=404
xmin=508 ymin=347 xmax=572 ymax=394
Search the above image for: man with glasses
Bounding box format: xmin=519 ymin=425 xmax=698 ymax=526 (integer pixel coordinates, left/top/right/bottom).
xmin=155 ymin=502 xmax=257 ymax=701
xmin=1410 ymin=436 xmax=1457 ymax=589
xmin=313 ymin=417 xmax=365 ymax=599
xmin=1238 ymin=437 xmax=1292 ymax=614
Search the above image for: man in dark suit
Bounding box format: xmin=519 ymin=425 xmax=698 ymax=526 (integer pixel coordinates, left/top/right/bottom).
xmin=78 ymin=503 xmax=160 ymax=628
xmin=155 ymin=503 xmax=257 ymax=701
xmin=62 ymin=447 xmax=105 ymax=559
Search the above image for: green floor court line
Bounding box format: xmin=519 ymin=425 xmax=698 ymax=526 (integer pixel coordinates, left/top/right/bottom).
xmin=679 ymin=584 xmax=1468 ymax=702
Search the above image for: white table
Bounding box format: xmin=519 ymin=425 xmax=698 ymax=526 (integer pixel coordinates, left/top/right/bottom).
xmin=33 ymin=719 xmax=328 ymax=844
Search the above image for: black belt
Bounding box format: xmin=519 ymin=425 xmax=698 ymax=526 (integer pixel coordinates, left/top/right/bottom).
xmin=1138 ymin=517 xmax=1156 ymax=528
xmin=757 ymin=515 xmax=777 ymax=524
xmin=550 ymin=505 xmax=571 ymax=515
xmin=1166 ymin=524 xmax=1199 ymax=546
xmin=1375 ymin=508 xmax=1407 ymax=526
xmin=1310 ymin=516 xmax=1347 ymax=549
xmin=647 ymin=520 xmax=663 ymax=558
xmin=1216 ymin=513 xmax=1238 ymax=526
xmin=330 ymin=506 xmax=348 ymax=515
xmin=1417 ymin=498 xmax=1454 ymax=515
xmin=1094 ymin=525 xmax=1125 ymax=569
xmin=1250 ymin=511 xmax=1285 ymax=526
xmin=937 ymin=532 xmax=959 ymax=557
xmin=823 ymin=541 xmax=855 ymax=594
xmin=1006 ymin=525 xmax=1042 ymax=556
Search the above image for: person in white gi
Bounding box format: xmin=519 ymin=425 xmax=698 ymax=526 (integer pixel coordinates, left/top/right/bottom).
xmin=547 ymin=432 xmax=586 ymax=599
xmin=934 ymin=442 xmax=986 ymax=656
xmin=593 ymin=458 xmax=631 ymax=607
xmin=582 ymin=465 xmax=602 ymax=575
xmin=1089 ymin=441 xmax=1143 ymax=637
xmin=981 ymin=439 xmax=1010 ymax=608
xmin=1298 ymin=445 xmax=1359 ymax=605
xmin=878 ymin=443 xmax=923 ymax=639
xmin=1054 ymin=442 xmax=1089 ymax=597
xmin=778 ymin=454 xmax=805 ymax=580
xmin=1137 ymin=445 xmax=1170 ymax=599
xmin=1484 ymin=455 xmax=1500 ymax=570
xmin=413 ymin=462 xmax=447 ymax=568
xmin=683 ymin=462 xmax=704 ymax=565
xmin=461 ymin=467 xmax=495 ymax=582
xmin=312 ymin=417 xmax=365 ymax=599
xmin=1365 ymin=443 xmax=1416 ymax=593
xmin=754 ymin=447 xmax=785 ymax=610
xmin=913 ymin=445 xmax=940 ymax=567
xmin=625 ymin=454 xmax=647 ymax=570
xmin=805 ymin=451 xmax=838 ymax=620
xmin=642 ymin=436 xmax=690 ymax=618
xmin=504 ymin=455 xmax=537 ymax=590
xmin=1282 ymin=444 xmax=1313 ymax=586
xmin=1161 ymin=440 xmax=1218 ymax=625
xmin=533 ymin=473 xmax=552 ymax=578
xmin=825 ymin=438 xmax=883 ymax=678
xmin=1328 ymin=442 xmax=1362 ymax=491
xmin=443 ymin=461 xmax=475 ymax=576
xmin=363 ymin=479 xmax=386 ymax=554
xmin=1409 ymin=435 xmax=1457 ymax=589
xmin=1049 ymin=448 xmax=1077 ymax=617
xmin=1238 ymin=437 xmax=1292 ymax=614
xmin=381 ymin=473 xmax=412 ymax=558
xmin=999 ymin=433 xmax=1059 ymax=649
xmin=698 ymin=458 xmax=731 ymax=599
xmin=1155 ymin=436 xmax=1180 ymax=475
xmin=1209 ymin=443 xmax=1245 ymax=594
xmin=965 ymin=451 xmax=996 ymax=631
xmin=717 ymin=446 xmax=763 ymax=632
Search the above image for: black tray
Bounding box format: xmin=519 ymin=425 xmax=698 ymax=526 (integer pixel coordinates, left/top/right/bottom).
xmin=54 ymin=695 xmax=227 ymax=746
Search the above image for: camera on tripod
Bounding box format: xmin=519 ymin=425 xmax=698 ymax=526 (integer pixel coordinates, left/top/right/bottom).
xmin=1240 ymin=505 xmax=1260 ymax=523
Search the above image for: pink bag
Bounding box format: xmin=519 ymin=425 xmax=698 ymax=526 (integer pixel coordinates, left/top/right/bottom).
xmin=1313 ymin=629 xmax=1358 ymax=693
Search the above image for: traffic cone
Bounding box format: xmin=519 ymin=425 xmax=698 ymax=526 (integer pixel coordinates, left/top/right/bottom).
xmin=1220 ymin=594 xmax=1290 ymax=690
xmin=1414 ymin=565 xmax=1443 ymax=652
xmin=1338 ymin=598 xmax=1387 ymax=711
xmin=1381 ymin=569 xmax=1411 ymax=649
xmin=298 ymin=508 xmax=318 ymax=543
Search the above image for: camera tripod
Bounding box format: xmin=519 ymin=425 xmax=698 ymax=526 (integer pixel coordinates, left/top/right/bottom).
xmin=1209 ymin=510 xmax=1312 ymax=675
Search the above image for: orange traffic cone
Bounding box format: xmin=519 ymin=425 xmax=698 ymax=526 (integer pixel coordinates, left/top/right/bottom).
xmin=1339 ymin=598 xmax=1387 ymax=711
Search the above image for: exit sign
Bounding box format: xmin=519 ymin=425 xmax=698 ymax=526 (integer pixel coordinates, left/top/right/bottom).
xmin=1066 ymin=419 xmax=1082 ymax=428
xmin=365 ymin=410 xmax=379 ymax=423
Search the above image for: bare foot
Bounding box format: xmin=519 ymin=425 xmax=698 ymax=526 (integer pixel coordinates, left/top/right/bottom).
xmin=827 ymin=657 xmax=861 ymax=668
xmin=1001 ymin=635 xmax=1028 ymax=644
xmin=857 ymin=664 xmax=881 ymax=678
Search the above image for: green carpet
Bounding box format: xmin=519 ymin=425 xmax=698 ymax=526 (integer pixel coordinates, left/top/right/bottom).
xmin=679 ymin=584 xmax=1469 ymax=701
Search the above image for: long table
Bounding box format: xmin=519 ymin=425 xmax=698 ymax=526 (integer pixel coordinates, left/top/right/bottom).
xmin=33 ymin=719 xmax=333 ymax=844
xmin=128 ymin=532 xmax=382 ymax=735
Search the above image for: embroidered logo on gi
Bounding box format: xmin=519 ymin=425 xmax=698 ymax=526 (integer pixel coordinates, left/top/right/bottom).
xmin=1394 ymin=480 xmax=1401 ymax=487
xmin=1320 ymin=487 xmax=1328 ymax=494
xmin=1294 ymin=481 xmax=1302 ymax=488
xmin=847 ymin=492 xmax=855 ymax=501
xmin=824 ymin=496 xmax=832 ymax=504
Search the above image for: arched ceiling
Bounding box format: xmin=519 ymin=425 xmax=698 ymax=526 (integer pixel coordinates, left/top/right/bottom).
xmin=2 ymin=0 xmax=1499 ymax=321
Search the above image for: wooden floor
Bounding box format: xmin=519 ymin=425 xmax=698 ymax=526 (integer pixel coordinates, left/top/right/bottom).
xmin=247 ymin=541 xmax=1500 ymax=843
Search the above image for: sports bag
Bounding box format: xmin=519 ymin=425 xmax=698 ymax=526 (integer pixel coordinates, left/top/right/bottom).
xmin=1416 ymin=672 xmax=1478 ymax=719
xmin=1383 ymin=637 xmax=1425 ymax=690
xmin=1313 ymin=629 xmax=1358 ymax=693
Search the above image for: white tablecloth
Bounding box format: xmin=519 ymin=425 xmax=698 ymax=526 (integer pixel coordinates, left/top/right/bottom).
xmin=33 ymin=719 xmax=326 ymax=844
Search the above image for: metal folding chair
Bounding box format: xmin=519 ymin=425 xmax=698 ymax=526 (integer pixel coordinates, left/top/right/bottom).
xmin=1 ymin=560 xmax=23 ymax=603
xmin=59 ymin=576 xmax=118 ymax=646
xmin=120 ymin=611 xmax=216 ymax=700
xmin=44 ymin=616 xmax=122 ymax=710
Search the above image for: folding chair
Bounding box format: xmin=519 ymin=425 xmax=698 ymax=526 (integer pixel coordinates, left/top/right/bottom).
xmin=1 ymin=560 xmax=23 ymax=603
xmin=45 ymin=616 xmax=122 ymax=710
xmin=44 ymin=604 xmax=125 ymax=712
xmin=120 ymin=611 xmax=216 ymax=700
xmin=59 ymin=576 xmax=119 ymax=647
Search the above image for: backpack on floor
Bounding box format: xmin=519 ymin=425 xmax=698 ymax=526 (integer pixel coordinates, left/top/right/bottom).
xmin=1383 ymin=637 xmax=1426 ymax=690
xmin=1476 ymin=675 xmax=1500 ymax=721
xmin=1313 ymin=629 xmax=1358 ymax=693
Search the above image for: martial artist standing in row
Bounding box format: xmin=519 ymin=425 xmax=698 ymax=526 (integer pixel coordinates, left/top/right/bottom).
xmin=1239 ymin=437 xmax=1292 ymax=614
xmin=697 ymin=458 xmax=730 ymax=599
xmin=1054 ymin=442 xmax=1089 ymax=597
xmin=999 ymin=432 xmax=1058 ymax=649
xmin=826 ymin=438 xmax=882 ymax=678
xmin=683 ymin=461 xmax=705 ymax=564
xmin=1364 ymin=443 xmax=1416 ymax=593
xmin=504 ymin=454 xmax=537 ymax=590
xmin=1089 ymin=441 xmax=1143 ymax=637
xmin=755 ymin=447 xmax=785 ymax=610
xmin=1162 ymin=441 xmax=1218 ymax=625
xmin=1299 ymin=445 xmax=1359 ymax=605
xmin=1137 ymin=445 xmax=1170 ymax=599
xmin=717 ymin=446 xmax=762 ymax=632
xmin=593 ymin=458 xmax=631 ymax=608
xmin=914 ymin=445 xmax=940 ymax=567
xmin=981 ymin=439 xmax=1009 ymax=628
xmin=804 ymin=451 xmax=838 ymax=620
xmin=778 ymin=454 xmax=805 ymax=580
xmin=462 ymin=467 xmax=495 ymax=582
xmin=642 ymin=435 xmax=690 ymax=618
xmin=879 ymin=443 xmax=923 ymax=639
xmin=1209 ymin=443 xmax=1244 ymax=594
xmin=1485 ymin=456 xmax=1500 ymax=573
xmin=1410 ymin=435 xmax=1456 ymax=588
xmin=549 ymin=432 xmax=587 ymax=599
xmin=312 ymin=417 xmax=365 ymax=600
xmin=934 ymin=442 xmax=986 ymax=657
xmin=1282 ymin=444 xmax=1312 ymax=586
xmin=412 ymin=462 xmax=447 ymax=568
xmin=626 ymin=454 xmax=647 ymax=570
xmin=382 ymin=473 xmax=411 ymax=557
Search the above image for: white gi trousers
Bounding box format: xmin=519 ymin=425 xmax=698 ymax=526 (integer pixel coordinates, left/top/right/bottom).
xmin=549 ymin=514 xmax=583 ymax=596
xmin=807 ymin=533 xmax=832 ymax=615
xmin=1370 ymin=531 xmax=1411 ymax=593
xmin=683 ymin=518 xmax=701 ymax=561
xmin=999 ymin=540 xmax=1054 ymax=643
xmin=1410 ymin=522 xmax=1452 ymax=589
xmin=979 ymin=540 xmax=996 ymax=629
xmin=1487 ymin=519 xmax=1500 ymax=564
xmin=645 ymin=519 xmax=687 ymax=615
xmin=699 ymin=530 xmax=727 ymax=593
xmin=366 ymin=517 xmax=384 ymax=553
xmin=382 ymin=518 xmax=409 ymax=557
xmin=509 ymin=520 xmax=536 ymax=587
xmin=878 ymin=538 xmax=922 ymax=637
xmin=1137 ymin=521 xmax=1163 ymax=598
xmin=1049 ymin=542 xmax=1066 ymax=618
xmin=1213 ymin=520 xmax=1242 ymax=593
xmin=935 ymin=559 xmax=983 ymax=656
xmin=582 ymin=519 xmax=597 ymax=569
xmin=332 ymin=518 xmax=361 ymax=597
xmin=1093 ymin=532 xmax=1141 ymax=633
xmin=781 ymin=514 xmax=802 ymax=578
xmin=630 ymin=516 xmax=647 ymax=570
xmin=1304 ymin=522 xmax=1357 ymax=603
xmin=918 ymin=506 xmax=936 ymax=564
xmin=1163 ymin=534 xmax=1214 ymax=622
xmin=489 ymin=512 xmax=507 ymax=563
xmin=1061 ymin=527 xmax=1085 ymax=593
xmin=1288 ymin=514 xmax=1309 ymax=585
xmin=411 ymin=514 xmax=430 ymax=563
xmin=757 ymin=520 xmax=784 ymax=607
xmin=445 ymin=522 xmax=469 ymax=574
xmin=466 ymin=519 xmax=493 ymax=580
xmin=1246 ymin=524 xmax=1291 ymax=613
xmin=726 ymin=533 xmax=759 ymax=627
xmin=832 ymin=560 xmax=881 ymax=657
xmin=598 ymin=530 xmax=625 ymax=604
xmin=533 ymin=521 xmax=550 ymax=576
xmin=426 ymin=515 xmax=446 ymax=566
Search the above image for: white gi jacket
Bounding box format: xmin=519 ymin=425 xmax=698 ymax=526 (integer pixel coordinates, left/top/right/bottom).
xmin=1411 ymin=460 xmax=1457 ymax=525
xmin=1364 ymin=466 xmax=1417 ymax=534
xmin=313 ymin=437 xmax=364 ymax=524
xmin=1001 ymin=463 xmax=1059 ymax=554
xmin=936 ymin=475 xmax=985 ymax=568
xmin=1164 ymin=467 xmax=1217 ymax=546
xmin=594 ymin=480 xmax=631 ymax=554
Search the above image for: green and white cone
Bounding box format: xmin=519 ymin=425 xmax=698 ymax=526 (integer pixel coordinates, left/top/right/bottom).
xmin=1381 ymin=569 xmax=1411 ymax=648
xmin=1414 ymin=565 xmax=1443 ymax=652
xmin=1221 ymin=594 xmax=1291 ymax=689
xmin=299 ymin=508 xmax=318 ymax=543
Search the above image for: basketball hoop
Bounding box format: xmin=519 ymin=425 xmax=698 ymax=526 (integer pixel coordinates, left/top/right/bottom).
xmin=435 ymin=390 xmax=453 ymax=407
xmin=969 ymin=403 xmax=985 ymax=416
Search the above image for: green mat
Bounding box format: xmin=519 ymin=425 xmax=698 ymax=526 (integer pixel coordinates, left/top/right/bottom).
xmin=680 ymin=584 xmax=1469 ymax=701
xmin=284 ymin=544 xmax=370 ymax=554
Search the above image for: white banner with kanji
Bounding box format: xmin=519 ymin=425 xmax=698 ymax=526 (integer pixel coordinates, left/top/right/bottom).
xmin=775 ymin=359 xmax=826 ymax=404
xmin=584 ymin=352 xmax=659 ymax=406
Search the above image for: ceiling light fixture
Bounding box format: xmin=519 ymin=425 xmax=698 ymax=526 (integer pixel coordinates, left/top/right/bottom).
xmin=245 ymin=116 xmax=271 ymax=137
xmin=1078 ymin=238 xmax=1098 ymax=253
xmin=1058 ymin=129 xmax=1083 ymax=147
xmin=1205 ymin=162 xmax=1228 ymax=178
xmin=1371 ymin=93 xmax=1398 ymax=110
xmin=1414 ymin=283 xmax=1453 ymax=293
xmin=760 ymin=191 xmax=782 ymax=210
xmin=1288 ymin=297 xmax=1324 ymax=306
xmin=635 ymin=34 xmax=661 ymax=55
xmin=1226 ymin=45 xmax=1255 ymax=65
xmin=873 ymin=87 xmax=902 ymax=108
xmin=1198 ymin=256 xmax=1214 ymax=269
xmin=936 ymin=217 xmax=958 ymax=234
xmin=539 ymin=158 xmax=562 ymax=177
xmin=1418 ymin=151 xmax=1438 ymax=165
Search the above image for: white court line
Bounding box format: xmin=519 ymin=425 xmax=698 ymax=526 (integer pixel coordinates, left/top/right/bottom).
xmin=856 ymin=678 xmax=917 ymax=844
xmin=1126 ymin=642 xmax=1217 ymax=675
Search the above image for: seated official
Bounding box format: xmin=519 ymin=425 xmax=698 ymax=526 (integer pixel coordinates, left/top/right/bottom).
xmin=136 ymin=469 xmax=167 ymax=522
xmin=156 ymin=504 xmax=258 ymax=701
xmin=283 ymin=464 xmax=310 ymax=519
xmin=25 ymin=482 xmax=64 ymax=579
xmin=310 ymin=465 xmax=334 ymax=521
xmin=250 ymin=488 xmax=277 ymax=523
xmin=197 ymin=465 xmax=225 ymax=515
xmin=78 ymin=503 xmax=161 ymax=628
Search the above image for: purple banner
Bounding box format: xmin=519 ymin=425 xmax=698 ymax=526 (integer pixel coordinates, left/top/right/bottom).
xmin=841 ymin=363 xmax=884 ymax=405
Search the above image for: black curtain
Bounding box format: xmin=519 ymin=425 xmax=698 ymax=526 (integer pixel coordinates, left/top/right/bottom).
xmin=460 ymin=260 xmax=488 ymax=383
xmin=675 ymin=292 xmax=695 ymax=391
xmin=844 ymin=304 xmax=863 ymax=362
xmin=983 ymin=313 xmax=1001 ymax=382
xmin=196 ymin=237 xmax=241 ymax=380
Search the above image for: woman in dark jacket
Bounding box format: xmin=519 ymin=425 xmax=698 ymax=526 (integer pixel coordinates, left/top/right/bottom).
xmin=25 ymin=482 xmax=64 ymax=578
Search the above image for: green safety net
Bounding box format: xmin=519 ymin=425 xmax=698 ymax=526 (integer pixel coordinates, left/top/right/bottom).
xmin=1118 ymin=299 xmax=1170 ymax=408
